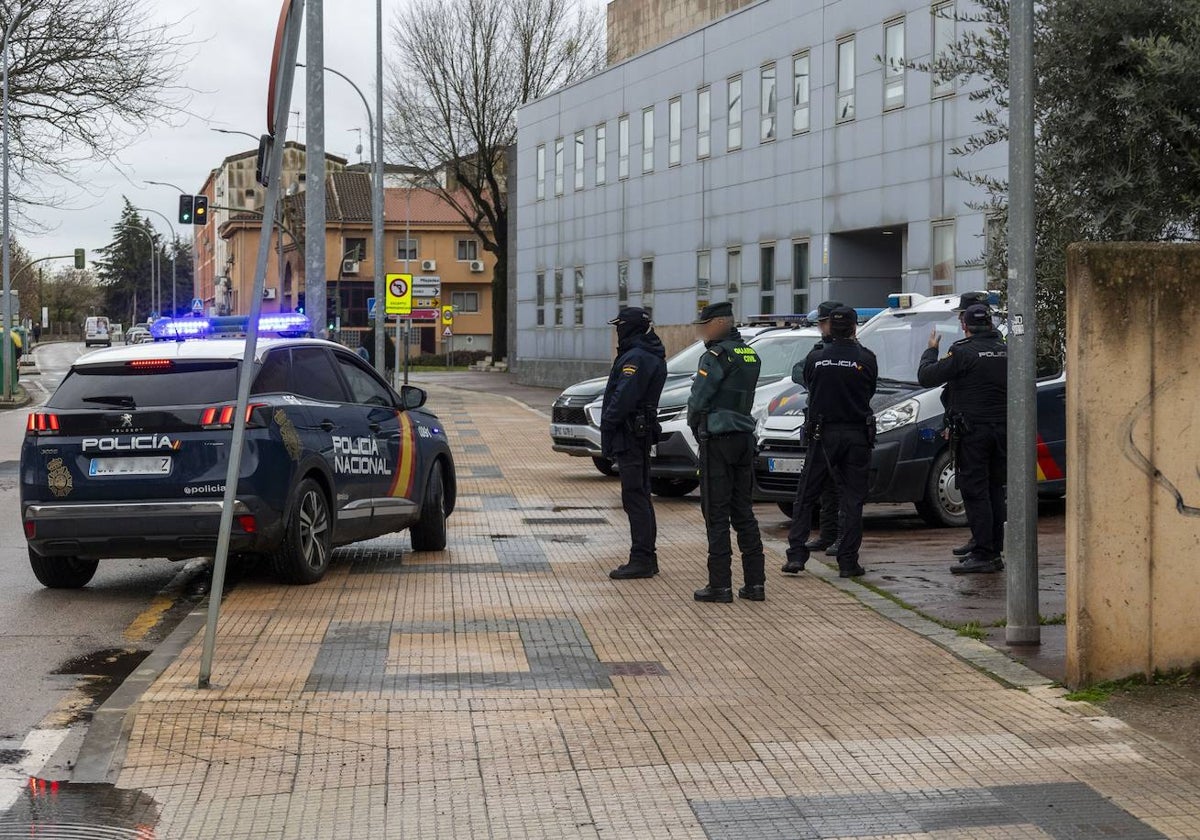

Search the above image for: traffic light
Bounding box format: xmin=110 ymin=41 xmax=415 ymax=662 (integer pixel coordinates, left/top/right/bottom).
xmin=73 ymin=248 xmax=85 ymax=270
xmin=178 ymin=195 xmax=194 ymax=225
xmin=193 ymin=195 xmax=209 ymax=226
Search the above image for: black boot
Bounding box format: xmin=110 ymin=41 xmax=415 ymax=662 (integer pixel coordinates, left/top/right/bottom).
xmin=781 ymin=559 xmax=806 ymax=574
xmin=804 ymin=537 xmax=832 ymax=551
xmin=609 ymin=563 xmax=657 ymax=580
xmin=952 ymin=539 xmax=976 ymax=557
xmin=839 ymin=565 xmax=866 ymax=578
xmin=738 ymin=584 xmax=765 ymax=601
xmin=694 ymin=585 xmax=733 ymax=603
xmin=824 ymin=539 xmax=843 ymax=557
xmin=950 ymin=552 xmax=1001 ymax=575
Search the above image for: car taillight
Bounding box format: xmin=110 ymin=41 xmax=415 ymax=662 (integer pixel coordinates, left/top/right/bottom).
xmin=23 ymin=521 xmax=35 ymax=539
xmin=26 ymin=413 xmax=60 ymax=434
xmin=127 ymin=359 xmax=174 ymax=371
xmin=200 ymin=403 xmax=266 ymax=429
xmin=237 ymin=515 xmax=257 ymax=533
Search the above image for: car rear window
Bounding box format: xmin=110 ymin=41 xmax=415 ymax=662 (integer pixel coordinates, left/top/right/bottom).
xmin=48 ymin=361 xmax=240 ymax=409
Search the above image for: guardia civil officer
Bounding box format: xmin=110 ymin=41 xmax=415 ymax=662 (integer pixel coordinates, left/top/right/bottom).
xmin=687 ymin=301 xmax=766 ymax=603
xmin=793 ymin=300 xmax=845 ymax=555
xmin=602 ymin=307 xmax=668 ymax=580
xmin=918 ymin=302 xmax=1007 ymax=574
xmin=782 ymin=307 xmax=878 ymax=578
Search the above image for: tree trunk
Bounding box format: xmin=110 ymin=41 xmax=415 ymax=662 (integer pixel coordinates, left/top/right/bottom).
xmin=491 ymin=247 xmax=508 ymax=364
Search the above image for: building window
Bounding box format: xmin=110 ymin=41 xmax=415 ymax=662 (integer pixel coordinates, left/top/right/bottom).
xmin=697 ymin=87 xmax=711 ymax=158
xmin=697 ymin=250 xmax=711 ymax=312
xmin=553 ymin=268 xmax=564 ymax=326
xmin=760 ymin=244 xmax=776 ymax=314
xmin=618 ymin=115 xmax=630 ymax=179
xmin=456 ymin=239 xmax=479 ymax=261
xmin=760 ymin=63 xmax=777 ymax=142
xmin=836 ymin=37 xmax=856 ymax=122
xmin=553 ymin=137 xmax=564 ymax=195
xmin=793 ymin=52 xmax=811 ymax=134
xmin=617 ymin=261 xmax=629 ymax=306
xmin=536 ymin=145 xmax=545 ymax=200
xmin=668 ymin=97 xmax=682 ymax=167
xmin=574 ymin=267 xmax=584 ymax=325
xmin=535 ymin=272 xmax=545 ymax=326
xmin=595 ymin=123 xmax=607 ymax=185
xmin=932 ymin=1 xmax=956 ymax=97
xmin=932 ymin=221 xmax=955 ymax=295
xmin=792 ymin=240 xmax=810 ymax=313
xmin=396 ymin=238 xmax=418 ymax=261
xmin=727 ymin=247 xmax=741 ymax=295
xmin=574 ymin=131 xmax=585 ymax=190
xmin=642 ymin=106 xmax=654 ymax=173
xmin=451 ymin=291 xmax=480 ymax=313
xmin=343 ymin=237 xmax=367 ymax=262
xmin=727 ymin=75 xmax=743 ymax=150
xmin=884 ymin=19 xmax=905 ymax=110
xmin=641 ymin=259 xmax=654 ymax=310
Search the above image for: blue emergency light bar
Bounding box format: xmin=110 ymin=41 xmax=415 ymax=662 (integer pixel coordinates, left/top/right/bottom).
xmin=150 ymin=313 xmax=312 ymax=341
xmin=149 ymin=317 xmax=210 ymax=340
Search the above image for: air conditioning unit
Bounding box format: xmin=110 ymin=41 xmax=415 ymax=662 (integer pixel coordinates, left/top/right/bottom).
xmin=342 ymin=260 xmax=360 ymax=275
xmin=262 ymin=288 xmax=277 ymax=300
xmin=421 ymin=259 xmax=437 ymax=272
xmin=469 ymin=260 xmax=485 ymax=273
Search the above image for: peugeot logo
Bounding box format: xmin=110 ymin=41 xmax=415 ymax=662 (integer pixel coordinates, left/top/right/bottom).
xmin=119 ymin=413 xmax=134 ymax=429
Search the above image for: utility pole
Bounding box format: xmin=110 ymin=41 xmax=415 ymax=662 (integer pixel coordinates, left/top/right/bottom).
xmin=1 ymin=6 xmax=22 ymax=401
xmin=373 ymin=0 xmax=386 ymax=376
xmin=304 ymin=0 xmax=327 ymax=338
xmin=1006 ymin=0 xmax=1039 ymax=646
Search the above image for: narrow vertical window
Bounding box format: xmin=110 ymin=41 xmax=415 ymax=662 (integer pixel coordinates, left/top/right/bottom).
xmin=553 ymin=138 xmax=564 ymax=195
xmin=792 ymin=52 xmax=810 ymax=133
xmin=595 ymin=124 xmax=607 ymax=185
xmin=642 ymin=107 xmax=654 ymax=173
xmin=535 ymin=145 xmax=545 ymax=200
xmin=574 ymin=267 xmax=584 ymax=325
xmin=535 ymin=271 xmax=546 ymax=326
xmin=884 ymin=19 xmax=905 ymax=110
xmin=641 ymin=259 xmax=654 ymax=311
xmin=574 ymin=131 xmax=585 ymax=190
xmin=697 ymin=87 xmax=711 ymax=158
xmin=617 ymin=261 xmax=629 ymax=306
xmin=697 ymin=251 xmax=711 ymax=312
xmin=932 ymin=221 xmax=955 ymax=295
xmin=792 ymin=241 xmax=810 ymax=314
xmin=836 ymin=37 xmax=856 ymax=122
xmin=553 ymin=268 xmax=564 ymax=325
xmin=727 ymin=75 xmax=743 ymax=150
xmin=618 ymin=115 xmax=629 ymax=179
xmin=727 ymin=248 xmax=742 ymax=295
xmin=760 ymin=244 xmax=776 ymax=314
xmin=668 ymin=97 xmax=682 ymax=166
xmin=932 ymin=1 xmax=956 ymax=97
xmin=760 ymin=63 xmax=777 ymax=142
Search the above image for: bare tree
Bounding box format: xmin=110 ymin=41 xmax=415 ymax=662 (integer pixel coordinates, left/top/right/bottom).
xmin=1 ymin=0 xmax=190 ymax=217
xmin=387 ymin=0 xmax=603 ymax=360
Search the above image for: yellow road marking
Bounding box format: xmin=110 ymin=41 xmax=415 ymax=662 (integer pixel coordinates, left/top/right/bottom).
xmin=123 ymin=593 xmax=174 ymax=643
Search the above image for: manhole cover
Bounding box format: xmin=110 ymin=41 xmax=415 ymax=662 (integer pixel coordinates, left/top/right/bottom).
xmin=605 ymin=661 xmax=669 ymax=677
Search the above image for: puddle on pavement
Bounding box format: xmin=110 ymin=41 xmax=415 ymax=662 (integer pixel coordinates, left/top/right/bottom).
xmin=0 ymin=778 xmax=158 ymax=837
xmin=51 ymin=649 xmax=150 ymax=724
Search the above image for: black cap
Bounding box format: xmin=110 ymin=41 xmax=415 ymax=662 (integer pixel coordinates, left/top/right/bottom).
xmin=952 ymin=291 xmax=990 ymax=312
xmin=693 ymin=301 xmax=734 ymax=324
xmin=816 ymin=299 xmax=845 ymax=321
xmin=607 ymin=306 xmax=652 ymax=327
xmin=962 ymin=304 xmax=992 ymax=328
xmin=829 ymin=306 xmax=858 ymax=336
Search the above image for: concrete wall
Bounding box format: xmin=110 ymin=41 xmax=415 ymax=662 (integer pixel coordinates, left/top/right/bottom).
xmin=1065 ymin=243 xmax=1200 ymax=688
xmin=606 ymin=0 xmax=757 ymax=63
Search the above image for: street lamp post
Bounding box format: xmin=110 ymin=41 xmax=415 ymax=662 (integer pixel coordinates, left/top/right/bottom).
xmin=118 ymin=223 xmax=157 ymax=326
xmin=1 ymin=4 xmax=22 ymax=401
xmin=136 ymin=207 xmax=179 ymax=317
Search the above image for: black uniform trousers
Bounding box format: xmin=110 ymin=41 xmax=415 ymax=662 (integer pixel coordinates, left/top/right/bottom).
xmin=818 ymin=481 xmax=842 ymax=544
xmin=955 ymin=422 xmax=1006 ymax=556
xmin=786 ymin=427 xmax=870 ymax=572
xmin=616 ymin=445 xmax=658 ymax=569
xmin=700 ymin=432 xmax=765 ymax=589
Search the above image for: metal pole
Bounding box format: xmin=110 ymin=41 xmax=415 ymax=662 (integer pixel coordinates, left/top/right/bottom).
xmin=1006 ymin=0 xmax=1040 ymax=646
xmin=199 ymin=0 xmax=305 ymax=688
xmin=404 ymin=188 xmax=411 ymax=385
xmin=1 ymin=7 xmax=21 ymax=401
xmin=117 ymin=224 xmax=155 ymax=323
xmin=304 ymin=0 xmax=327 ymax=338
xmin=136 ymin=208 xmax=179 ymax=317
xmin=373 ymin=0 xmax=386 ymax=376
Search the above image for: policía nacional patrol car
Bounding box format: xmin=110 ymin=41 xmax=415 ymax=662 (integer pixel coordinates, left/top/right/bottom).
xmin=19 ymin=314 xmax=456 ymax=588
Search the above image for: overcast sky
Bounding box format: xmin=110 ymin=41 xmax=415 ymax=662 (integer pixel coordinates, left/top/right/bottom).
xmin=21 ymin=0 xmax=602 ymax=265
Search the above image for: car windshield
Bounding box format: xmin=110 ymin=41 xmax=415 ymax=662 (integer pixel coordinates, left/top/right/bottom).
xmin=665 ymin=340 xmax=705 ymax=375
xmin=748 ymin=332 xmax=816 ymax=382
xmin=857 ymin=310 xmax=965 ymax=384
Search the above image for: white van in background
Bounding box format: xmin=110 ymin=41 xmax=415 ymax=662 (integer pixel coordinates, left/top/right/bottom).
xmin=84 ymin=316 xmax=112 ymax=348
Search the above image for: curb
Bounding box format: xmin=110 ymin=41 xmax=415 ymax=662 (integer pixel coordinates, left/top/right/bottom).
xmin=0 ymin=385 xmax=31 ymax=411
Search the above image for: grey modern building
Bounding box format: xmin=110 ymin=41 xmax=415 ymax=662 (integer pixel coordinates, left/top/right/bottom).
xmin=514 ymin=0 xmax=1002 ymax=386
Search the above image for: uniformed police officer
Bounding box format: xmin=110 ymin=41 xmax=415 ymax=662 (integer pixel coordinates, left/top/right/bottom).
xmin=783 ymin=307 xmax=878 ymax=578
xmin=602 ymin=307 xmax=669 ymax=579
xmin=687 ymin=301 xmax=766 ymax=603
xmin=918 ymin=302 xmax=1008 ymax=574
xmin=795 ymin=300 xmax=845 ymax=555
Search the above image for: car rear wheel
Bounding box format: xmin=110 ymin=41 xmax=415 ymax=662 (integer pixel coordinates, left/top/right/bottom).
xmin=650 ymin=477 xmax=699 ymax=497
xmin=271 ymin=478 xmax=332 ymax=584
xmin=591 ymin=457 xmax=618 ymax=477
xmin=916 ymin=448 xmax=968 ymax=527
xmin=28 ymin=549 xmax=98 ymax=589
xmin=410 ymin=461 xmax=448 ymax=552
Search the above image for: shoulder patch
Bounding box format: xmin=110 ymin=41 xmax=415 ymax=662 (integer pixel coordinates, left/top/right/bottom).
xmin=621 ymin=364 xmax=638 ymax=377
xmin=707 ymin=348 xmax=723 ymax=357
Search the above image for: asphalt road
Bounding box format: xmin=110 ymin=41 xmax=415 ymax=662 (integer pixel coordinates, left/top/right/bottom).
xmin=0 ymin=342 xmax=192 ymax=745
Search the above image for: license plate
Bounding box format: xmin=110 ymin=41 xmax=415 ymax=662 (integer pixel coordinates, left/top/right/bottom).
xmin=550 ymin=424 xmax=575 ymax=437
xmin=767 ymin=457 xmax=804 ymax=474
xmin=89 ymin=456 xmax=173 ymax=477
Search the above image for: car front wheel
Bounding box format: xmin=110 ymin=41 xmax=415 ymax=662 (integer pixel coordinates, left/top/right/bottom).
xmin=410 ymin=461 xmax=448 ymax=552
xmin=916 ymin=448 xmax=968 ymax=527
xmin=28 ymin=549 xmax=98 ymax=589
xmin=650 ymin=477 xmax=699 ymax=497
xmin=271 ymin=477 xmax=332 ymax=584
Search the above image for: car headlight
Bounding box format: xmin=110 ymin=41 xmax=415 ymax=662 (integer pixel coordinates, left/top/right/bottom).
xmin=875 ymin=398 xmax=920 ymax=435
xmin=586 ymin=403 xmax=602 ymax=427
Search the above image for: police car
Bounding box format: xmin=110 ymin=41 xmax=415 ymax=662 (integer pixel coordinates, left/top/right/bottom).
xmin=753 ymin=293 xmax=1067 ymax=524
xmin=19 ymin=314 xmax=455 ymax=588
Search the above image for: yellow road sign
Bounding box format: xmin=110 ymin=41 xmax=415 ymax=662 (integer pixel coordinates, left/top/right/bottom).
xmin=386 ymin=273 xmax=412 ymax=315
xmin=441 ymin=305 xmax=454 ymax=326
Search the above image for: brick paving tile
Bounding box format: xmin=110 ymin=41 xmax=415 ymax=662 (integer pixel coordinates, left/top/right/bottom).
xmin=106 ymin=383 xmax=1200 ymax=839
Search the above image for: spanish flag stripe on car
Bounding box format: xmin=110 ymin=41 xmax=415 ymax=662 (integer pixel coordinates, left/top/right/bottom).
xmin=388 ymin=412 xmax=418 ymax=498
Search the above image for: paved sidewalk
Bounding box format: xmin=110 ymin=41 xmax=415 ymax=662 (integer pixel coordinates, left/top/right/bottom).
xmin=78 ymin=385 xmax=1200 ymax=837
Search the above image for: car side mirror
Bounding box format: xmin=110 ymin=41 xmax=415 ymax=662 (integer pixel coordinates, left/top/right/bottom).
xmin=400 ymin=385 xmax=427 ymax=410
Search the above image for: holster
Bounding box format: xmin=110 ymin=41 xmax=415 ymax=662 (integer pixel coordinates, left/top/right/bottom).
xmin=866 ymin=415 xmax=877 ymax=449
xmin=804 ymin=414 xmax=824 ymax=443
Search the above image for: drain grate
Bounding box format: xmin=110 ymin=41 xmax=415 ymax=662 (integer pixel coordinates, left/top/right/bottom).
xmin=0 ymin=748 xmax=28 ymax=764
xmin=605 ymin=661 xmax=669 ymax=677
xmin=522 ymin=517 xmax=608 ymax=526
